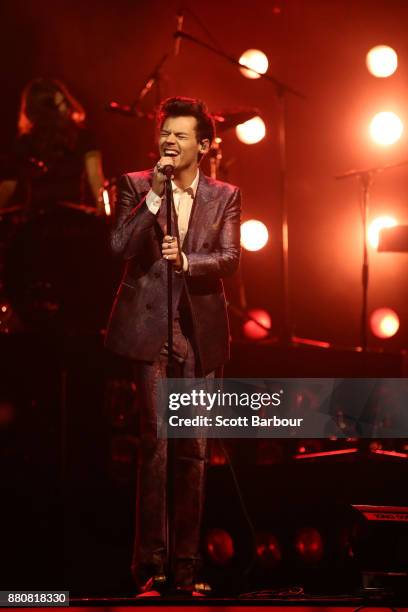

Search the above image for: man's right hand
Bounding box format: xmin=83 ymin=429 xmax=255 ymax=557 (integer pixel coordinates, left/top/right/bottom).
xmin=151 ymin=156 xmax=175 ymax=197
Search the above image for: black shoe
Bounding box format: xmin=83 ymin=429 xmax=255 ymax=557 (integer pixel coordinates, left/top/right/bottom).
xmin=136 ymin=574 xmax=168 ymax=597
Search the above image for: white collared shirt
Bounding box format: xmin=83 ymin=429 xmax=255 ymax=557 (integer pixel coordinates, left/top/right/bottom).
xmin=146 ymin=170 xmax=200 ymax=271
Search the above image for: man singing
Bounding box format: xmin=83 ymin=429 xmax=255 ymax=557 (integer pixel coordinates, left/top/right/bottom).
xmin=105 ymin=97 xmax=241 ymax=596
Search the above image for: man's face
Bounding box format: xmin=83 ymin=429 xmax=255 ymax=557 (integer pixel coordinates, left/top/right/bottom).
xmin=159 ymin=115 xmax=204 ymax=173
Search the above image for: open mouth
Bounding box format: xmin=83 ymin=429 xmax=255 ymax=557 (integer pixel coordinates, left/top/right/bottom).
xmin=164 ymin=149 xmax=179 ymax=157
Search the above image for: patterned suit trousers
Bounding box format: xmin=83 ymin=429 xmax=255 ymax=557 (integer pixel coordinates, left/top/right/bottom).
xmin=131 ymin=315 xmax=214 ymax=587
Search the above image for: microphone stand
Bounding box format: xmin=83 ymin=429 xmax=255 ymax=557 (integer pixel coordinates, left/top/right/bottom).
xmin=335 ymin=159 xmax=408 ymax=351
xmin=106 ymin=52 xmax=170 ymax=117
xmin=174 ymin=30 xmax=305 ymax=345
xmin=165 ymin=174 xmax=175 ymax=377
xmin=359 ymin=172 xmax=371 ymax=352
xmin=164 ymin=170 xmax=175 ymax=580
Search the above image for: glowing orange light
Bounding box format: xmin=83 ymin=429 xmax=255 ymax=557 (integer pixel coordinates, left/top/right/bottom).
xmin=370 ymin=307 xmax=400 ymax=339
xmin=373 ymin=449 xmax=408 ymax=458
xmin=239 ymin=49 xmax=269 ymax=79
xmin=241 ymin=220 xmax=269 ymax=251
xmin=205 ymin=528 xmax=234 ymax=565
xmin=366 ymin=45 xmax=398 ymax=78
xmin=71 ymin=111 xmax=85 ymax=123
xmin=369 ymin=112 xmax=403 ymax=145
xmin=103 ymin=188 xmax=111 ymax=216
xmin=295 ymin=527 xmax=324 ymax=563
xmin=236 ymin=116 xmax=266 ymax=144
xmin=368 ymin=215 xmax=398 ymax=249
xmin=295 ymin=448 xmax=358 ymax=459
xmin=243 ymin=308 xmax=271 ymax=340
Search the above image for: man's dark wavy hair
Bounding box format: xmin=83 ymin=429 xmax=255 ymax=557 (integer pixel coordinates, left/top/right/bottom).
xmin=157 ymin=96 xmax=215 ymax=144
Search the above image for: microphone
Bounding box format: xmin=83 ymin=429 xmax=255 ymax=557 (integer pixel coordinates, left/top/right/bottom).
xmin=159 ymin=150 xmax=177 ymax=177
xmin=174 ymin=9 xmax=184 ymax=56
xmin=160 ymin=164 xmax=174 ymax=178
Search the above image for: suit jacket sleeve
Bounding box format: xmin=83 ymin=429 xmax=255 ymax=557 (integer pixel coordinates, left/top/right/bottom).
xmin=186 ymin=187 xmax=241 ymax=278
xmin=110 ymin=174 xmax=156 ymax=259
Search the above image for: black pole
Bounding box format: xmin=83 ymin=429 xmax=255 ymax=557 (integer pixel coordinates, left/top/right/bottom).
xmin=165 ymin=175 xmax=175 ymax=581
xmin=165 ymin=176 xmax=174 ymax=376
xmin=360 ymin=173 xmax=371 ymax=352
xmin=277 ymin=88 xmax=291 ymax=343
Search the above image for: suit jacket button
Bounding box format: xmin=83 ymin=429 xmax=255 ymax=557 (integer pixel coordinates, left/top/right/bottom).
xmin=154 ymin=272 xmax=160 ymax=278
xmin=146 ymin=303 xmax=152 ymax=310
xmin=203 ymin=242 xmax=209 ymax=248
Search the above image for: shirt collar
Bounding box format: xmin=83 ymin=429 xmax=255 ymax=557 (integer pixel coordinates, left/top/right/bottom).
xmin=171 ymin=170 xmax=200 ymax=198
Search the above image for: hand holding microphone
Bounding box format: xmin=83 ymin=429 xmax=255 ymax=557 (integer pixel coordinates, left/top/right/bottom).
xmin=151 ymin=155 xmax=176 ymax=196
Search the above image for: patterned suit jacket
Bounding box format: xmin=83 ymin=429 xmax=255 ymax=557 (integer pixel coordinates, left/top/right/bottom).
xmin=105 ymin=168 xmax=241 ymax=374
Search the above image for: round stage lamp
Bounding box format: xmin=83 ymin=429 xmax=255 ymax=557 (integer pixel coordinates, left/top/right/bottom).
xmin=295 ymin=527 xmax=324 ymax=563
xmin=236 ymin=116 xmax=266 ymax=144
xmin=239 ymin=49 xmax=268 ymax=79
xmin=243 ymin=308 xmax=271 ymax=340
xmin=368 ymin=215 xmax=398 ymax=249
xmin=369 ymin=112 xmax=403 ymax=145
xmin=205 ymin=528 xmax=234 ymax=565
xmin=241 ymin=219 xmax=269 ymax=251
xmin=366 ymin=45 xmax=398 ymax=78
xmin=370 ymin=307 xmax=400 ymax=339
xmin=256 ymin=532 xmax=282 ymax=569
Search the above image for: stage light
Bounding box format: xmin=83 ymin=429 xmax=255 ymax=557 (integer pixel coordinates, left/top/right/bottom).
xmin=366 ymin=45 xmax=398 ymax=78
xmin=205 ymin=528 xmax=234 ymax=565
xmin=368 ymin=215 xmax=398 ymax=249
xmin=370 ymin=307 xmax=400 ymax=339
xmin=239 ymin=49 xmax=268 ymax=79
xmin=256 ymin=532 xmax=282 ymax=569
xmin=236 ymin=116 xmax=266 ymax=144
xmin=103 ymin=188 xmax=111 ymax=216
xmin=240 ymin=219 xmax=269 ymax=251
xmin=209 ymin=441 xmax=228 ymax=465
xmin=295 ymin=527 xmax=324 ymax=563
xmin=369 ymin=112 xmax=403 ymax=146
xmin=243 ymin=308 xmax=271 ymax=340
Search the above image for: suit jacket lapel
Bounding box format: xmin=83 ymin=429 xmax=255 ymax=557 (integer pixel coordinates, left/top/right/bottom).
xmin=143 ymin=170 xmax=176 ymax=236
xmin=184 ymin=171 xmax=218 ymax=253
